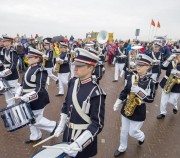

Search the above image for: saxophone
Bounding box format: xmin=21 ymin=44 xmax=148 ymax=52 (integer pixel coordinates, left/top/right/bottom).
xmin=53 ymin=42 xmax=61 ymax=72
xmin=124 ymin=74 xmax=142 ymax=116
xmin=163 ymin=60 xmax=180 ymax=93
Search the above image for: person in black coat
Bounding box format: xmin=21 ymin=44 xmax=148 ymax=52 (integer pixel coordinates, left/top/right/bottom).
xmin=56 ymin=42 xmax=70 ymax=96
xmin=113 ymin=54 xmax=156 ymax=157
xmin=54 ymin=48 xmax=106 ymax=158
xmin=15 ymin=47 xmax=56 ymax=144
xmin=157 ymin=49 xmax=180 ymax=119
xmin=0 ymin=35 xmax=19 ymax=106
xmin=43 ymin=39 xmax=58 ymax=83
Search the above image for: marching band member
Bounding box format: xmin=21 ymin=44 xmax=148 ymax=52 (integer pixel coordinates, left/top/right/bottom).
xmin=113 ymin=54 xmax=156 ymax=157
xmin=157 ymin=49 xmax=180 ymax=119
xmin=43 ymin=39 xmax=58 ymax=82
xmin=145 ymin=42 xmax=162 ymax=81
xmin=55 ymin=42 xmax=70 ymax=96
xmin=54 ymin=48 xmax=106 ymax=158
xmin=0 ymin=35 xmax=19 ymax=106
xmin=16 ymin=47 xmax=56 ymax=143
xmin=97 ymin=43 xmax=107 ymax=63
xmin=88 ymin=47 xmax=105 ymax=84
xmin=112 ymin=41 xmax=127 ymax=82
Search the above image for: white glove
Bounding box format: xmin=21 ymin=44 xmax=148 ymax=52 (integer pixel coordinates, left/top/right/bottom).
xmin=120 ymin=70 xmax=125 ymax=78
xmin=0 ymin=69 xmax=12 ymax=77
xmin=131 ymin=85 xmax=140 ymax=93
xmin=171 ymin=69 xmax=177 ymax=75
xmin=15 ymin=86 xmax=22 ymax=98
xmin=131 ymin=85 xmax=147 ymax=100
xmin=153 ymin=59 xmax=160 ymax=65
xmin=20 ymin=91 xmax=38 ymax=103
xmin=113 ymin=99 xmax=122 ymax=111
xmin=130 ymin=61 xmax=136 ymax=69
xmin=63 ymin=142 xmax=79 ymax=157
xmin=56 ymin=57 xmax=64 ymax=64
xmin=54 ymin=113 xmax=68 ymax=137
xmin=0 ymin=71 xmax=4 ymax=77
xmin=43 ymin=54 xmax=48 ymax=60
xmin=162 ymin=60 xmax=170 ymax=67
xmin=167 ymin=54 xmax=176 ymax=61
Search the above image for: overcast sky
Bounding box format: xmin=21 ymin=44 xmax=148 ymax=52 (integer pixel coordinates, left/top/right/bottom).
xmin=0 ymin=0 xmax=180 ymax=41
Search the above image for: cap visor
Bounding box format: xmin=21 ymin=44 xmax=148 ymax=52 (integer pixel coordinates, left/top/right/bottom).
xmin=136 ymin=62 xmax=148 ymax=66
xmin=72 ymin=61 xmax=87 ymax=66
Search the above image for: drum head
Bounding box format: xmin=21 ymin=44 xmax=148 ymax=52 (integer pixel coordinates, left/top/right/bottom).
xmin=31 ymin=143 xmax=69 ymax=158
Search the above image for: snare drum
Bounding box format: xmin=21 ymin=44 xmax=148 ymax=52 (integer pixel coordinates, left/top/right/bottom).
xmin=0 ymin=101 xmax=35 ymax=132
xmin=31 ymin=143 xmax=70 ymax=158
xmin=0 ymin=77 xmax=11 ymax=94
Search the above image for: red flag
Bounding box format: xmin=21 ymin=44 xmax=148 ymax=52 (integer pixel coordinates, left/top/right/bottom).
xmin=157 ymin=21 xmax=161 ymax=28
xmin=151 ymin=19 xmax=155 ymax=27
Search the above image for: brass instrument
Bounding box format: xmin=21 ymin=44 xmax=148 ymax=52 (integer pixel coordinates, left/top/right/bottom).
xmin=163 ymin=60 xmax=180 ymax=93
xmin=70 ymin=51 xmax=75 ymax=63
xmin=124 ymin=74 xmax=142 ymax=116
xmin=52 ymin=42 xmax=61 ymax=72
xmin=54 ymin=62 xmax=61 ymax=73
xmin=53 ymin=42 xmax=61 ymax=58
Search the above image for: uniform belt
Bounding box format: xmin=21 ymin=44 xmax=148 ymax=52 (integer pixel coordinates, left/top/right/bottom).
xmin=67 ymin=122 xmax=89 ymax=130
xmin=4 ymin=64 xmax=10 ymax=69
xmin=23 ymin=88 xmax=35 ymax=93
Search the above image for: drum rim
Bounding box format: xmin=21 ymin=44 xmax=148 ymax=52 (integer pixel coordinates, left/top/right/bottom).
xmin=31 ymin=142 xmax=70 ymax=158
xmin=0 ymin=101 xmax=28 ymax=112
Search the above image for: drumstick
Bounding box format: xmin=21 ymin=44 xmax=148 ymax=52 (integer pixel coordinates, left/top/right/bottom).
xmin=42 ymin=145 xmax=81 ymax=151
xmin=33 ymin=135 xmax=55 ymax=147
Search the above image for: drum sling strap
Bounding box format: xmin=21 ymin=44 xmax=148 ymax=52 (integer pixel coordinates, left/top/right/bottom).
xmin=71 ymin=78 xmax=96 ymax=140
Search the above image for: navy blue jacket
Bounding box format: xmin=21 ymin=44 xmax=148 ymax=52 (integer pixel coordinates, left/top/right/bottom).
xmin=22 ymin=63 xmax=50 ymax=110
xmin=62 ymin=77 xmax=106 ymax=158
xmin=45 ymin=49 xmax=54 ymax=68
xmin=3 ymin=47 xmax=19 ymax=80
xmin=58 ymin=52 xmax=70 ymax=73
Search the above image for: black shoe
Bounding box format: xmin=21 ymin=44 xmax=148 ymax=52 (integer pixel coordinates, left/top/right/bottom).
xmin=50 ymin=122 xmax=57 ymax=136
xmin=56 ymin=80 xmax=59 ymax=84
xmin=112 ymin=80 xmax=118 ymax=82
xmin=138 ymin=140 xmax=145 ymax=145
xmin=157 ymin=114 xmax=165 ymax=119
xmin=114 ymin=149 xmax=125 ymax=157
xmin=24 ymin=138 xmax=41 ymax=144
xmin=55 ymin=94 xmax=64 ymax=97
xmin=173 ymin=109 xmax=178 ymax=114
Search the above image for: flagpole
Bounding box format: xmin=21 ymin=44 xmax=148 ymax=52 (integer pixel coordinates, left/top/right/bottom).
xmin=148 ymin=24 xmax=152 ymax=42
xmin=154 ymin=26 xmax=157 ymax=37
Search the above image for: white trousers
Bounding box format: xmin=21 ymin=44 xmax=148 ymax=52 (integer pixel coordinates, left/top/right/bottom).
xmin=57 ymin=72 xmax=70 ymax=94
xmin=29 ymin=108 xmax=56 ymax=140
xmin=151 ymin=73 xmax=158 ymax=81
xmin=118 ymin=115 xmax=145 ymax=152
xmin=44 ymin=68 xmax=58 ymax=82
xmin=114 ymin=63 xmax=125 ymax=80
xmin=160 ymin=91 xmax=180 ymax=115
xmin=4 ymin=79 xmax=19 ymax=106
xmin=70 ymin=65 xmax=75 ymax=78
